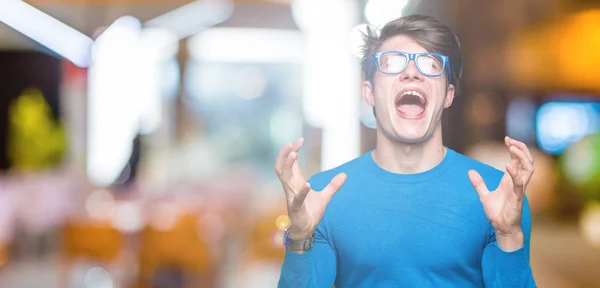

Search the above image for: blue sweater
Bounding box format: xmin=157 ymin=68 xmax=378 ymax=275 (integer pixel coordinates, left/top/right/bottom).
xmin=279 ymin=148 xmax=536 ymax=287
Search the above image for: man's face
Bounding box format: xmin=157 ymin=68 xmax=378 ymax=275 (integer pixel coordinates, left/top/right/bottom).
xmin=362 ymin=34 xmax=455 ymax=144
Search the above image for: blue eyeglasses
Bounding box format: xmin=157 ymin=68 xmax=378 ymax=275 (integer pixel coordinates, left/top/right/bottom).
xmin=367 ymin=51 xmax=452 ymax=81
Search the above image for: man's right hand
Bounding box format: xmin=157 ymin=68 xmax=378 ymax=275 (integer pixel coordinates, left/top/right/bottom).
xmin=274 ymin=137 xmax=347 ymax=242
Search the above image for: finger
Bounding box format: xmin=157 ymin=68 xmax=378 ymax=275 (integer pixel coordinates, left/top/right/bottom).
xmin=291 ymin=137 xmax=304 ymax=153
xmin=291 ymin=182 xmax=311 ymax=210
xmin=468 ymin=170 xmax=489 ymax=199
xmin=510 ymin=138 xmax=533 ymax=163
xmin=320 ymin=173 xmax=348 ymax=200
xmin=292 ymin=158 xmax=302 ymax=176
xmin=275 ymin=143 xmax=293 ymax=175
xmin=504 ymin=136 xmax=511 ymax=148
xmin=506 ymin=163 xmax=525 ymax=197
xmin=281 ymin=152 xmax=298 ymax=181
xmin=509 ymin=146 xmax=533 ymax=173
xmin=506 ymin=162 xmax=519 ymax=181
xmin=289 ymin=138 xmax=304 ymax=176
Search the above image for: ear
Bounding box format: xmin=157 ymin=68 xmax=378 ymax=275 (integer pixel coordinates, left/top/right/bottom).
xmin=443 ymin=84 xmax=455 ymax=108
xmin=362 ymin=80 xmax=375 ymax=107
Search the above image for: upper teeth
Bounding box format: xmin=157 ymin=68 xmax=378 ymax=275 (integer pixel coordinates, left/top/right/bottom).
xmin=401 ymin=90 xmax=425 ymax=101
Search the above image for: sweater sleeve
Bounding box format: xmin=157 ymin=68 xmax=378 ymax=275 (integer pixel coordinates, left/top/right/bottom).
xmin=278 ymin=222 xmax=337 ymax=287
xmin=481 ymin=196 xmax=537 ymax=288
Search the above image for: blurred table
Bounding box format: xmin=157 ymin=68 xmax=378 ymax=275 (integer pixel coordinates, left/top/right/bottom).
xmin=530 ymin=220 xmax=600 ymax=288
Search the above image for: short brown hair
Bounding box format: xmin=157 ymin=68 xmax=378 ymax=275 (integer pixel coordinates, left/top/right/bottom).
xmin=361 ymin=14 xmax=463 ymax=93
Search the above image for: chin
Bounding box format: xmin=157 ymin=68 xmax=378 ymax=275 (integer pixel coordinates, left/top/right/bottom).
xmin=383 ymin=123 xmax=428 ymax=143
xmin=395 ymin=132 xmax=430 ymax=144
xmin=392 ymin=116 xmax=433 ymax=139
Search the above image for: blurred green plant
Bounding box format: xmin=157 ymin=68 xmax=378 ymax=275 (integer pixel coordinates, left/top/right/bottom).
xmin=560 ymin=133 xmax=600 ymax=202
xmin=7 ymin=88 xmax=66 ymax=171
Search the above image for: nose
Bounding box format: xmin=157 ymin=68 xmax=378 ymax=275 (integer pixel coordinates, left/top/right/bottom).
xmin=398 ymin=60 xmax=424 ymax=82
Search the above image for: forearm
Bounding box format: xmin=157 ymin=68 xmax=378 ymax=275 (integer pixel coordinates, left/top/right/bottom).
xmin=482 ymin=242 xmax=536 ymax=288
xmin=483 ymin=197 xmax=536 ymax=287
xmin=278 ymin=238 xmax=337 ymax=288
xmin=279 ymin=249 xmax=314 ymax=288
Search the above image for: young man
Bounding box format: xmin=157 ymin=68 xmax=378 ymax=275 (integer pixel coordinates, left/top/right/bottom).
xmin=275 ymin=14 xmax=537 ymax=287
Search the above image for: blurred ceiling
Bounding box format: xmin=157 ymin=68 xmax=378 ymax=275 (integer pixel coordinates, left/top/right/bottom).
xmin=0 ymin=0 xmax=296 ymax=49
xmin=6 ymin=0 xmax=600 ymax=94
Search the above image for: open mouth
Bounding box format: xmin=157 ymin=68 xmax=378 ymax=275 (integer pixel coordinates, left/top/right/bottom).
xmin=395 ymin=89 xmax=427 ymax=119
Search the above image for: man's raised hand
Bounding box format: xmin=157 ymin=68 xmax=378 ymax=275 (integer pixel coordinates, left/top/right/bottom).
xmin=275 ymin=137 xmax=347 ymax=242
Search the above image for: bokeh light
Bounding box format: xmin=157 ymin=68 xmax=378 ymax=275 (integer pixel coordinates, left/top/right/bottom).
xmin=197 ymin=212 xmax=225 ymax=244
xmin=360 ymin=101 xmax=377 ymax=129
xmin=270 ymin=109 xmax=303 ymax=148
xmin=560 ymin=133 xmax=600 ymax=200
xmin=270 ymin=230 xmax=285 ymax=248
xmin=364 ymin=0 xmax=408 ymax=28
xmin=275 ymin=215 xmax=291 ymax=231
xmin=85 ymin=189 xmax=115 ymax=220
xmin=536 ymin=101 xmax=600 ymax=155
xmin=84 ymin=266 xmax=114 ymax=288
xmin=580 ymin=201 xmax=600 ymax=248
xmin=110 ymin=202 xmax=144 ymax=233
xmin=148 ymin=202 xmax=180 ymax=231
xmin=469 ymin=92 xmax=501 ymax=126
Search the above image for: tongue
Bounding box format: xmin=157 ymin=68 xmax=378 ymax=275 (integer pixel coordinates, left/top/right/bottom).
xmin=397 ymin=104 xmax=424 ymax=116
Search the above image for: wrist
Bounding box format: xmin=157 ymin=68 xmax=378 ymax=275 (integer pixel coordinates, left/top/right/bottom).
xmin=284 ymin=229 xmax=315 ymax=254
xmin=495 ymin=228 xmax=524 ymax=252
xmin=287 ymin=225 xmax=314 ymax=240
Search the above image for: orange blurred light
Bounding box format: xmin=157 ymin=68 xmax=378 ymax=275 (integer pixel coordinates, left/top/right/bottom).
xmin=556 ymin=10 xmax=600 ymax=91
xmin=507 ymin=9 xmax=600 ymax=92
xmin=275 ymin=214 xmax=291 ymax=231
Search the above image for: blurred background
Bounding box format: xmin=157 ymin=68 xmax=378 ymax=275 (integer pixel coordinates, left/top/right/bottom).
xmin=0 ymin=0 xmax=599 ymax=287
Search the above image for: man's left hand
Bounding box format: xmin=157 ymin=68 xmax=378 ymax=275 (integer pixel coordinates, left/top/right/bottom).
xmin=468 ymin=136 xmax=535 ymax=252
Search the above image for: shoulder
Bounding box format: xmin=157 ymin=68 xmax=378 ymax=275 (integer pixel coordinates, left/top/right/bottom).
xmin=450 ymin=149 xmax=505 ymax=190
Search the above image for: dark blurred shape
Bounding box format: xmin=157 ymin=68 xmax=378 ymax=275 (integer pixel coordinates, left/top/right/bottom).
xmin=113 ymin=133 xmax=142 ymax=190
xmin=572 ymin=0 xmax=600 ymax=7
xmin=0 ymin=51 xmax=61 ymax=170
xmin=139 ymin=213 xmax=215 ymax=287
xmin=506 ymin=97 xmax=538 ymax=146
xmin=151 ymin=265 xmax=185 ymax=288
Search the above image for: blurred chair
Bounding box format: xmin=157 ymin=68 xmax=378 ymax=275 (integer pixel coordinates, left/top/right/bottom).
xmin=137 ymin=213 xmax=215 ymax=288
xmin=0 ymin=242 xmax=7 ymax=269
xmin=236 ymin=204 xmax=287 ymax=288
xmin=247 ymin=214 xmax=285 ymax=262
xmin=60 ymin=220 xmax=123 ymax=287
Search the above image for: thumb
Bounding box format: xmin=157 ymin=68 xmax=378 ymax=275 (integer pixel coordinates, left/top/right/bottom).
xmin=320 ymin=173 xmax=347 ymax=201
xmin=291 ymin=182 xmax=311 ymax=210
xmin=468 ymin=170 xmax=489 ymax=199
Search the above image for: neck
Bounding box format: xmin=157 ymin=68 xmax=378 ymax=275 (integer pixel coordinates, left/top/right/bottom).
xmin=372 ymin=126 xmax=446 ymax=174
